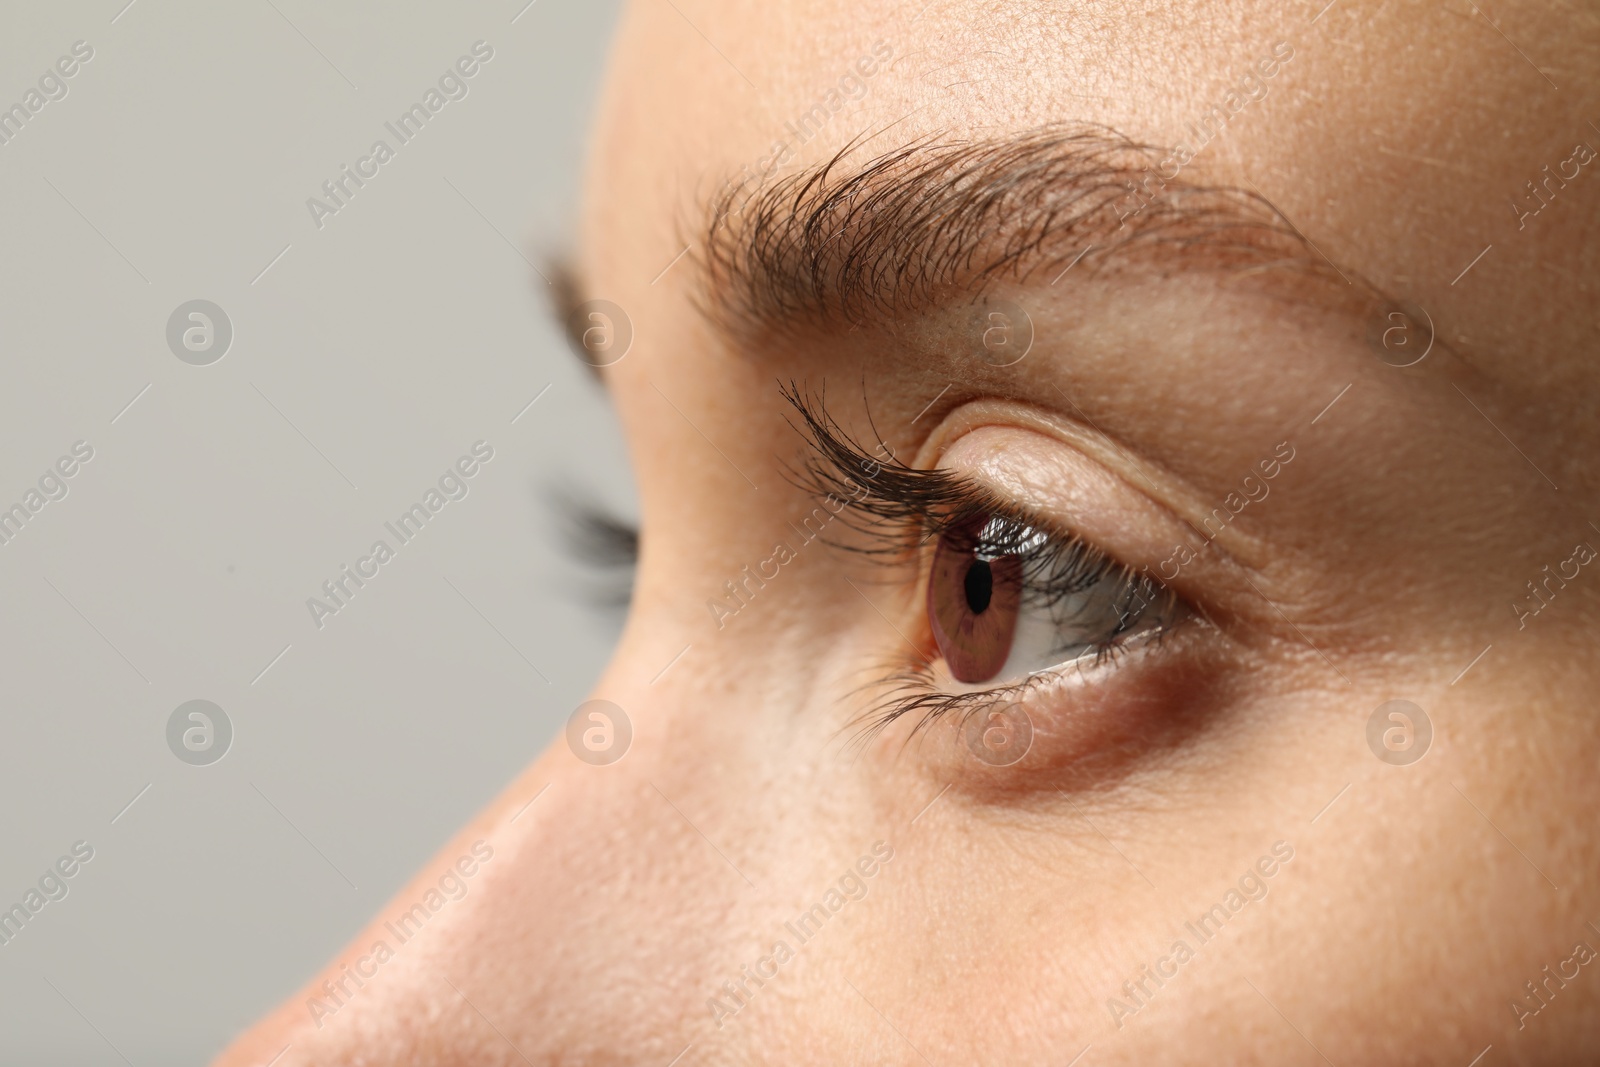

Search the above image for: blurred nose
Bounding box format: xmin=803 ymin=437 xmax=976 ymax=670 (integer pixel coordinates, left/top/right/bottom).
xmin=213 ymin=626 xmax=789 ymax=1066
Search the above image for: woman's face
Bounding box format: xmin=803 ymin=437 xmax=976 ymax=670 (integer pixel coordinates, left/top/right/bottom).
xmin=220 ymin=1 xmax=1600 ymax=1063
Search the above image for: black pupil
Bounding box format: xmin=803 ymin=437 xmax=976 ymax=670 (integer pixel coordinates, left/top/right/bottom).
xmin=964 ymin=558 xmax=993 ymax=614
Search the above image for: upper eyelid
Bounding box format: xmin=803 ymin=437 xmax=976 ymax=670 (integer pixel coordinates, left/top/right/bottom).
xmin=793 ymin=386 xmax=1190 ymax=632
xmin=786 ymin=384 xmax=1164 ymax=592
xmin=785 ymin=383 xmax=1070 ymax=547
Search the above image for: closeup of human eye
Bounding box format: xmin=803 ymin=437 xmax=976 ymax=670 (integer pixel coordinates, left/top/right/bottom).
xmin=789 ymin=389 xmax=1192 ymax=762
xmin=921 ymin=509 xmax=1173 ymax=685
xmin=15 ymin=1 xmax=1599 ymax=1065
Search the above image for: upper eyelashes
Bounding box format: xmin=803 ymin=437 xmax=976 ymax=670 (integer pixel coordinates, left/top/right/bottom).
xmin=783 ymin=383 xmax=1185 ymax=745
xmin=781 ymin=382 xmax=1159 ymax=618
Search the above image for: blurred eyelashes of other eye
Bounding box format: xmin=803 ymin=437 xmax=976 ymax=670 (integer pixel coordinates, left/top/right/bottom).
xmin=783 ymin=384 xmax=1184 ymax=741
xmin=553 ymin=488 xmax=639 ymax=609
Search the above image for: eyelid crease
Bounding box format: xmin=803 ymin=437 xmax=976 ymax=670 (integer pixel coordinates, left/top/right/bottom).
xmin=783 ymin=381 xmax=1173 ymax=617
xmin=781 ymin=380 xmax=1053 ymax=553
xmin=916 ymin=398 xmax=1278 ymax=576
xmin=782 ymin=383 xmax=1162 ymax=582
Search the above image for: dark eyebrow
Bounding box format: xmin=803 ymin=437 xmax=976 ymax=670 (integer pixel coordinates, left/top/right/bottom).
xmin=694 ymin=123 xmax=1365 ymax=341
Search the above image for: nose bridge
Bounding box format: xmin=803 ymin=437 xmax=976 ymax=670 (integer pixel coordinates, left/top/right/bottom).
xmin=465 ymin=660 xmax=800 ymax=1056
xmin=572 ymin=640 xmax=769 ymax=891
xmin=212 ymin=695 xmax=770 ymax=1066
xmin=555 ymin=626 xmax=929 ymax=1062
xmin=213 ymin=593 xmax=814 ymax=1066
xmin=482 ymin=618 xmax=817 ymax=1032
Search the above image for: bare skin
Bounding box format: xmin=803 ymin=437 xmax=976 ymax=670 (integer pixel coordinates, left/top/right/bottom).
xmin=218 ymin=1 xmax=1600 ymax=1063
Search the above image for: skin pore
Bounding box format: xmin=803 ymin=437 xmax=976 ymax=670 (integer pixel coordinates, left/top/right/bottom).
xmin=218 ymin=1 xmax=1600 ymax=1064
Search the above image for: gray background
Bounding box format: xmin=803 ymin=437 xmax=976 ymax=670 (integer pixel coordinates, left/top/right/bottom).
xmin=0 ymin=1 xmax=630 ymax=1062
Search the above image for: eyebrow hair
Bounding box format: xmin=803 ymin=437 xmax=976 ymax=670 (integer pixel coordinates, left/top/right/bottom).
xmin=694 ymin=123 xmax=1363 ymax=341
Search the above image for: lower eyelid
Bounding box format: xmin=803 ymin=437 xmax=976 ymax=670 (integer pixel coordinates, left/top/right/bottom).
xmin=881 ymin=622 xmax=1227 ymax=795
xmin=889 ymin=592 xmax=1178 ymax=723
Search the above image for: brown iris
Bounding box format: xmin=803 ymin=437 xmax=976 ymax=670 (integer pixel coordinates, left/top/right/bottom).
xmin=927 ymin=518 xmax=1023 ymax=683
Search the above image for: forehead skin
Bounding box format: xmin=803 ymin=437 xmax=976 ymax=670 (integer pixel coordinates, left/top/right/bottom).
xmin=587 ymin=0 xmax=1599 ymax=408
